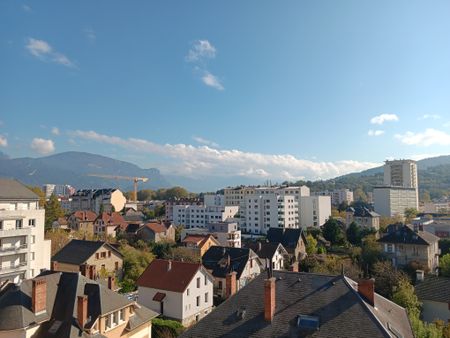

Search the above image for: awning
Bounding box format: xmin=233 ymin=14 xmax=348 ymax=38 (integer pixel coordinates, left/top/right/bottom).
xmin=153 ymin=292 xmax=166 ymax=302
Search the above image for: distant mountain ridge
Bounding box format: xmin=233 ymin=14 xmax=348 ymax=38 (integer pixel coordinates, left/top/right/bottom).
xmin=0 ymin=151 xmax=171 ymax=191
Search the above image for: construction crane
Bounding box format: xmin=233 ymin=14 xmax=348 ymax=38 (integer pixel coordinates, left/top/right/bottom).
xmin=87 ymin=174 xmax=148 ymax=202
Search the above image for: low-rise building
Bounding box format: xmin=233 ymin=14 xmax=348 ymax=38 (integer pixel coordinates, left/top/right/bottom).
xmin=181 ymin=222 xmax=241 ymax=248
xmin=137 ymin=259 xmax=214 ymax=326
xmin=51 ymin=239 xmax=124 ymax=281
xmin=136 ymin=221 xmax=175 ymax=243
xmin=93 ymin=212 xmax=127 ymax=238
xmin=68 ymin=210 xmax=97 ymax=235
xmin=415 ymin=271 xmax=450 ymax=323
xmin=245 ymin=242 xmax=288 ymax=270
xmin=180 ymin=272 xmax=414 ymax=338
xmin=71 ymin=189 xmax=126 ymax=214
xmin=0 ymin=271 xmax=158 ymax=338
xmin=266 ymin=228 xmax=307 ymax=262
xmin=202 ymin=246 xmax=263 ymax=299
xmin=346 ymin=207 xmax=380 ymax=230
xmin=0 ymin=179 xmax=51 ymax=283
xmin=181 ymin=234 xmax=221 ymax=257
xmin=52 ymin=216 xmax=69 ymax=230
xmin=378 ymin=224 xmax=440 ymax=272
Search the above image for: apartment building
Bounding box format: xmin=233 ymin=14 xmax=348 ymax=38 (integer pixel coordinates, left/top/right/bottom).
xmin=165 ymin=198 xmax=202 ymax=221
xmin=70 ymin=189 xmax=126 ymax=214
xmin=299 ymin=195 xmax=331 ymax=227
xmin=313 ymin=189 xmax=354 ymax=206
xmin=0 ymin=179 xmax=51 ymax=283
xmin=173 ymin=204 xmax=239 ymax=229
xmin=42 ymin=184 xmax=75 ymax=198
xmin=181 ymin=222 xmax=242 ymax=248
xmin=374 ymin=159 xmax=419 ymax=217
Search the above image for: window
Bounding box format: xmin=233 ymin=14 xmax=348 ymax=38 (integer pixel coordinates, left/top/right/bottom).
xmin=197 ymin=277 xmax=200 ymax=288
xmin=187 ymin=288 xmax=190 ymax=296
xmin=196 ymin=296 xmax=200 ymax=306
xmin=205 ymin=292 xmax=209 ymax=303
xmin=119 ymin=309 xmax=125 ymax=322
xmin=31 ymin=252 xmax=35 ymax=261
xmin=0 ymin=221 xmax=2 ymax=230
xmin=108 ymin=251 xmax=111 ymax=258
xmin=387 ymin=244 xmax=393 ymax=253
xmin=16 ymin=220 xmax=23 ymax=229
xmin=250 ymin=259 xmax=253 ymax=268
xmin=218 ymin=281 xmax=223 ymax=289
xmin=113 ymin=311 xmax=119 ymax=325
xmin=31 ymin=235 xmax=35 ymax=244
xmin=106 ymin=315 xmax=111 ymax=330
xmin=115 ymin=262 xmax=119 ymax=271
xmin=28 ymin=219 xmax=36 ymax=227
xmin=204 ymin=275 xmax=207 ymax=285
xmin=96 ymin=253 xmax=100 ymax=259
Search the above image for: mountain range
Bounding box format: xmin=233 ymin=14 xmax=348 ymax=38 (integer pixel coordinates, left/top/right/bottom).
xmin=0 ymin=151 xmax=450 ymax=195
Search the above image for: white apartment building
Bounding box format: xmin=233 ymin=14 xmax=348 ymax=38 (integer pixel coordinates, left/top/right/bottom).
xmin=165 ymin=198 xmax=202 ymax=221
xmin=173 ymin=204 xmax=239 ymax=229
xmin=313 ymin=189 xmax=354 ymax=206
xmin=42 ymin=184 xmax=75 ymax=198
xmin=300 ymin=195 xmax=331 ymax=227
xmin=203 ymin=194 xmax=225 ymax=207
xmin=181 ymin=222 xmax=242 ymax=248
xmin=0 ymin=179 xmax=51 ymax=283
xmin=374 ymin=159 xmax=419 ymax=217
xmin=71 ymin=188 xmax=126 ymax=213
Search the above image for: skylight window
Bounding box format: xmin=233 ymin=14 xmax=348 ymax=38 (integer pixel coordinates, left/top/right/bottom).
xmin=297 ymin=315 xmax=320 ymax=330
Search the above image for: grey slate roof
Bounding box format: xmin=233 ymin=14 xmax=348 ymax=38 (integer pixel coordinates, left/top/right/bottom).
xmin=0 ymin=271 xmax=158 ymax=337
xmin=353 ymin=207 xmax=380 ymax=218
xmin=180 ymin=271 xmax=413 ymax=338
xmin=245 ymin=242 xmax=287 ymax=260
xmin=52 ymin=239 xmax=123 ymax=265
xmin=0 ymin=178 xmax=39 ymax=201
xmin=378 ymin=224 xmax=440 ymax=245
xmin=415 ymin=275 xmax=450 ymax=303
xmin=266 ymin=228 xmax=307 ymax=252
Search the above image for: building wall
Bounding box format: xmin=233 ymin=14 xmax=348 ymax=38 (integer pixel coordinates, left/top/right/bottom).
xmin=0 ymin=200 xmax=50 ymax=283
xmin=300 ymin=196 xmax=331 ymax=227
xmin=85 ymin=246 xmax=123 ymax=278
xmin=381 ymin=242 xmax=439 ymax=271
xmin=373 ymin=187 xmax=418 ymax=217
xmin=421 ymin=300 xmax=450 ymax=323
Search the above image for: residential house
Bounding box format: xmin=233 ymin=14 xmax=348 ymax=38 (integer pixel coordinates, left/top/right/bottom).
xmin=68 ymin=210 xmax=97 ymax=235
xmin=0 ymin=178 xmax=51 ymax=283
xmin=346 ymin=207 xmax=380 ymax=230
xmin=378 ymin=224 xmax=440 ymax=272
xmin=245 ymin=242 xmax=288 ymax=270
xmin=181 ymin=234 xmax=221 ymax=257
xmin=51 ymin=239 xmax=124 ymax=281
xmin=137 ymin=259 xmax=214 ymax=326
xmin=71 ymin=189 xmax=126 ymax=214
xmin=202 ymin=246 xmax=263 ymax=299
xmin=181 ymin=222 xmax=241 ymax=248
xmin=52 ymin=216 xmax=69 ymax=230
xmin=180 ymin=272 xmax=414 ymax=338
xmin=415 ymin=271 xmax=450 ymax=323
xmin=136 ymin=221 xmax=175 ymax=243
xmin=94 ymin=212 xmax=127 ymax=238
xmin=0 ymin=271 xmax=158 ymax=338
xmin=266 ymin=228 xmax=307 ymax=262
xmin=123 ymin=208 xmax=145 ymax=223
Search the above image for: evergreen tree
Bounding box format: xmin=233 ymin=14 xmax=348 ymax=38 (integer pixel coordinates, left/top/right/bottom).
xmin=44 ymin=194 xmax=64 ymax=229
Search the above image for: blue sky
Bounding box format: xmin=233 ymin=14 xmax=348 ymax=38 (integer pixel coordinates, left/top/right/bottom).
xmin=1 ymin=1 xmax=450 ymax=183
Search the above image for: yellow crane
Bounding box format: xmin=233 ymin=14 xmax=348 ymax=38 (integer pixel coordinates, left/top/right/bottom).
xmin=87 ymin=174 xmax=148 ymax=202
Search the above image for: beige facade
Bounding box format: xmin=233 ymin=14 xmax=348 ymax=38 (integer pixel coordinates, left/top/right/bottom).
xmin=380 ymin=241 xmax=439 ymax=272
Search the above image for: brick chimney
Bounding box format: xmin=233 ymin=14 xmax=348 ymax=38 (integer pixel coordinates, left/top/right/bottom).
xmin=51 ymin=261 xmax=58 ymax=271
xmin=264 ymin=277 xmax=276 ymax=322
xmin=108 ymin=276 xmax=115 ymax=290
xmin=77 ymin=295 xmax=88 ymax=329
xmin=225 ymin=271 xmax=237 ymax=298
xmin=358 ymin=278 xmax=375 ymax=307
xmin=32 ymin=279 xmax=47 ymax=314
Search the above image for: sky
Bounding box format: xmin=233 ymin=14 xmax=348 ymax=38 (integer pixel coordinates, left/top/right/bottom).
xmin=1 ymin=0 xmax=450 ymax=184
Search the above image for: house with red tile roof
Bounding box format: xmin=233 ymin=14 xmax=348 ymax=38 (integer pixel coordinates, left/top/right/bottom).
xmin=137 ymin=221 xmax=175 ymax=243
xmin=68 ymin=210 xmax=98 ymax=235
xmin=137 ymin=259 xmax=214 ymax=326
xmin=181 ymin=234 xmax=220 ymax=257
xmin=94 ymin=212 xmax=127 ymax=238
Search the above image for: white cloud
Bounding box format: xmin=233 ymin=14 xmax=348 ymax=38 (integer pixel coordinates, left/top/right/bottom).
xmin=395 ymin=128 xmax=450 ymax=146
xmin=193 ymin=136 xmax=219 ymax=148
xmin=25 ymin=38 xmax=75 ymax=67
xmin=202 ymin=71 xmax=224 ymax=90
xmin=84 ymin=28 xmax=96 ymax=42
xmin=419 ymin=114 xmax=441 ymax=120
xmin=51 ymin=127 xmax=60 ymax=135
xmin=186 ymin=40 xmax=216 ymax=62
xmin=30 ymin=138 xmax=55 ymax=155
xmin=22 ymin=4 xmax=31 ymax=12
xmin=70 ymin=130 xmax=380 ymax=180
xmin=370 ymin=113 xmax=399 ymax=125
xmin=368 ymin=130 xmax=385 ymax=136
xmin=0 ymin=135 xmax=7 ymax=147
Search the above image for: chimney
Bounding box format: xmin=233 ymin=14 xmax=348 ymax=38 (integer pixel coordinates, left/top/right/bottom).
xmin=416 ymin=270 xmax=424 ymax=282
xmin=167 ymin=260 xmax=172 ymax=272
xmin=32 ymin=279 xmax=47 ymax=314
xmin=51 ymin=261 xmax=58 ymax=271
xmin=225 ymin=272 xmax=237 ymax=298
xmin=108 ymin=276 xmax=115 ymax=290
xmin=264 ymin=277 xmax=276 ymax=322
xmin=289 ymin=262 xmax=298 ymax=272
xmin=358 ymin=279 xmax=375 ymax=307
xmin=77 ymin=295 xmax=88 ymax=329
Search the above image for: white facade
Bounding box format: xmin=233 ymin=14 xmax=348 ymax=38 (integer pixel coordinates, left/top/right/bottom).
xmin=203 ymin=194 xmax=225 ymax=207
xmin=300 ymin=196 xmax=331 ymax=227
xmin=373 ymin=187 xmax=418 ymax=217
xmin=0 ymin=199 xmax=51 ymax=283
xmin=173 ymin=205 xmax=238 ymax=229
xmin=181 ymin=222 xmax=242 ymax=248
xmin=138 ymin=269 xmax=213 ymax=326
xmin=313 ymin=189 xmax=354 ymax=206
xmin=383 ymin=160 xmax=418 ymax=188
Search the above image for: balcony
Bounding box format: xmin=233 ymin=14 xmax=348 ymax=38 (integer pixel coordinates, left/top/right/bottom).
xmin=0 ymin=262 xmax=27 ymax=273
xmin=0 ymin=227 xmax=32 ymax=237
xmin=0 ymin=243 xmax=28 ymax=255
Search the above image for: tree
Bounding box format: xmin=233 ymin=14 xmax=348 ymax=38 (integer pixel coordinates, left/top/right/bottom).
xmin=45 ymin=229 xmax=71 ymax=256
xmin=137 ymin=189 xmax=156 ymax=201
xmin=322 ymin=218 xmax=346 ymax=246
xmin=353 ymin=188 xmax=368 ymax=202
xmin=305 ymin=234 xmax=318 ymax=255
xmin=169 ymin=247 xmax=201 ymax=263
xmin=45 ymin=194 xmax=64 ymax=229
xmin=440 ymin=254 xmax=450 ymax=277
xmin=120 ymin=243 xmax=155 ymax=292
xmin=27 ymin=186 xmax=46 ymax=208
xmin=174 ymin=225 xmax=185 ymax=243
xmin=392 ymin=279 xmax=421 ymax=317
xmin=372 ymin=261 xmax=409 ymax=299
xmin=404 ymin=208 xmax=418 ymax=222
xmin=346 ymin=222 xmax=362 ymax=245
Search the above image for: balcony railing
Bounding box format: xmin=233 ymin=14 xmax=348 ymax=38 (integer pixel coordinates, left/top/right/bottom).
xmin=0 ymin=262 xmax=27 ymax=272
xmin=0 ymin=244 xmax=27 ymax=253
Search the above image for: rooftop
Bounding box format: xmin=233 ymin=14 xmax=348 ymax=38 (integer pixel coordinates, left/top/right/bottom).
xmin=415 ymin=275 xmax=450 ymax=303
xmin=378 ymin=224 xmax=440 ymax=245
xmin=0 ymin=178 xmax=39 ymax=201
xmin=52 ymin=239 xmax=123 ymax=265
